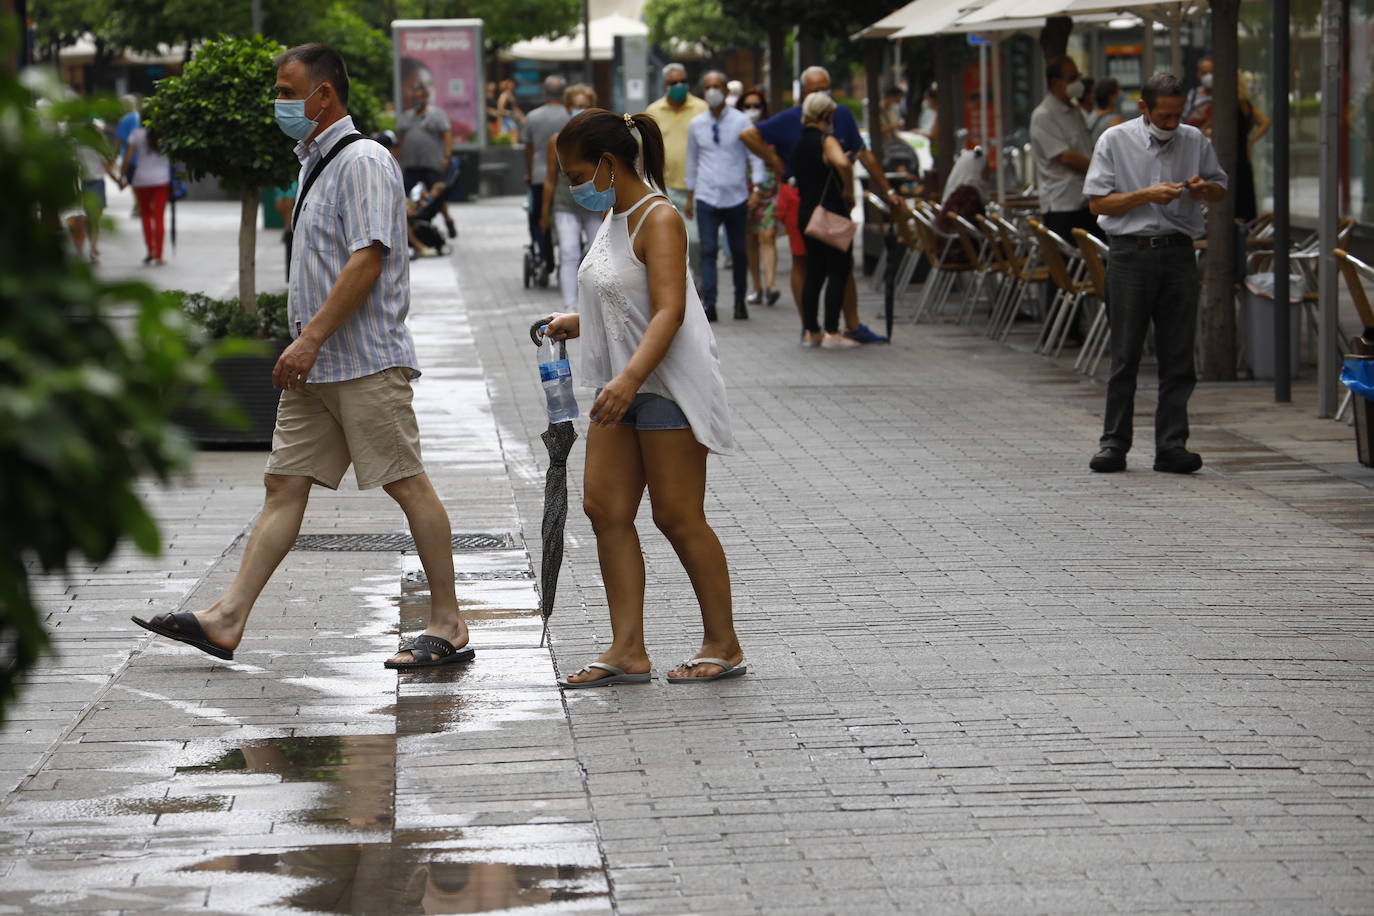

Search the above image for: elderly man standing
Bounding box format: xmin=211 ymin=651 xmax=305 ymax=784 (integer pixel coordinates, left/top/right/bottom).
xmin=686 ymin=71 xmax=753 ymax=322
xmin=133 ymin=44 xmax=471 ymax=670
xmin=1083 ymin=72 xmax=1227 ymax=475
xmin=1031 ymin=57 xmax=1099 ymax=243
xmin=740 ymin=65 xmax=898 ymax=344
xmin=647 ymin=62 xmax=708 ymax=275
xmin=396 ymin=69 xmax=455 ymax=239
xmin=521 ymin=74 xmax=569 ymax=282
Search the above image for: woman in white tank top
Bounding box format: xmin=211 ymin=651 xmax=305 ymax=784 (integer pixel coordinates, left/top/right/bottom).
xmin=543 ymin=110 xmax=745 ymax=688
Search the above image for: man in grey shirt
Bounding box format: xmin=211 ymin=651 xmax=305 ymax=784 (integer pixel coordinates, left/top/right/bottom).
xmin=396 ymin=73 xmax=454 ymax=237
xmin=521 ymin=75 xmax=569 ymax=278
xmin=1083 ymin=72 xmax=1228 ymax=475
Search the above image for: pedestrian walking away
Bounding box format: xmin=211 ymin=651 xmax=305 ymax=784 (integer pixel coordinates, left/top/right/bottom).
xmin=541 ymin=109 xmax=743 ymax=687
xmin=132 ymin=43 xmax=471 ymax=671
xmin=524 ymin=74 xmax=571 ymax=279
xmin=740 ymin=65 xmax=897 ymax=344
xmin=793 ymin=92 xmax=859 ymax=350
xmin=1031 ymin=55 xmax=1103 ymax=334
xmin=685 ymin=70 xmax=753 ymax=322
xmin=1083 ymin=72 xmax=1228 ymax=475
xmin=121 ymin=124 xmax=173 ymax=265
xmin=645 ymin=63 xmax=707 ymax=278
xmin=541 ymin=83 xmax=606 ymax=310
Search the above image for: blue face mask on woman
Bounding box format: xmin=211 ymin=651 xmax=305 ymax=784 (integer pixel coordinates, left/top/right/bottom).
xmin=570 ymin=157 xmax=616 ymax=211
xmin=275 ymin=84 xmax=322 ymax=141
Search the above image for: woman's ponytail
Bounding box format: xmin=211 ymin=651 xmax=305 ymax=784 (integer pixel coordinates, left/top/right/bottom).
xmin=630 ymin=113 xmax=665 ymax=192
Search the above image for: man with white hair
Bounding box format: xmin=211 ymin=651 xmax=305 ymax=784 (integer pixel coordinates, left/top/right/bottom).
xmin=521 ymin=74 xmax=570 ymax=281
xmin=741 ymin=65 xmax=900 ymax=344
xmin=647 ymin=62 xmax=708 ymax=275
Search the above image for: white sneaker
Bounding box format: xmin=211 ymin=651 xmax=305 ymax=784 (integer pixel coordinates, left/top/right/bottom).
xmin=746 ymin=291 xmax=762 ymax=305
xmin=820 ymin=332 xmax=860 ymax=350
xmin=800 ymin=330 xmax=822 ymax=348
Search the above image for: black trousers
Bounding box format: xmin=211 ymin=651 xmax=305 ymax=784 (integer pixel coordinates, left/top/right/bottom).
xmin=1042 ymin=207 xmax=1103 ymax=333
xmin=527 ymin=183 xmax=554 ymax=268
xmin=801 ymin=232 xmax=852 ymax=334
xmin=1100 ymin=238 xmax=1199 ymax=454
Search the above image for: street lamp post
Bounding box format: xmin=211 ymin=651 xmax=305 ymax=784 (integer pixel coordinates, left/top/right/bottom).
xmin=582 ymin=0 xmax=591 ymax=86
xmin=1273 ymin=0 xmax=1291 ymax=402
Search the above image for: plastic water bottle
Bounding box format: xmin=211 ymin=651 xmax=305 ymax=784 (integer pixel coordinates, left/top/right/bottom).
xmin=536 ymin=328 xmax=579 ymax=423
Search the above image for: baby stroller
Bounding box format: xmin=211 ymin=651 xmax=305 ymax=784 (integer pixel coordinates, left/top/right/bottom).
xmin=408 ymin=182 xmax=452 ymax=258
xmin=522 ymin=189 xmax=553 ymax=289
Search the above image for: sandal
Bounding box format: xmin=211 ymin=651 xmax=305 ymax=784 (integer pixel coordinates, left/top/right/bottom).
xmin=557 ymin=662 xmax=651 ymax=689
xmin=131 ymin=612 xmax=234 ymax=661
xmin=666 ymin=657 xmax=747 ymax=684
xmin=384 ymin=634 xmax=475 ymax=670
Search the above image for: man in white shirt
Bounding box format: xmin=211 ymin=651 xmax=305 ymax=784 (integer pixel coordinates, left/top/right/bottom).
xmin=1030 ymin=55 xmax=1100 ymax=331
xmin=685 ymin=70 xmax=753 ymax=321
xmin=1082 ymin=72 xmax=1227 ymax=475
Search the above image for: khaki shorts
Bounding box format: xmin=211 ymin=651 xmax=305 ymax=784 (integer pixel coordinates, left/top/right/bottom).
xmin=264 ymin=368 xmax=423 ymax=490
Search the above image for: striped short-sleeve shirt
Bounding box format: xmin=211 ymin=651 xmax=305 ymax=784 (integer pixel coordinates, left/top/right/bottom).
xmin=289 ymin=116 xmax=419 ymax=383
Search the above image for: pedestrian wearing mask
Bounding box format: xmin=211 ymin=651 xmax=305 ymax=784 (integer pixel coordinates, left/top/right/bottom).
xmin=540 ymin=83 xmax=605 ymax=310
xmin=395 ymin=65 xmax=456 ymax=239
xmin=1184 ymin=57 xmax=1214 ymax=129
xmin=133 ymin=44 xmax=472 ymax=670
xmin=1031 ymin=56 xmax=1100 ymax=249
xmin=685 ymin=71 xmax=753 ymax=322
xmin=1083 ymin=72 xmax=1227 ymax=475
xmin=738 ymin=88 xmax=780 ymax=307
xmin=793 ymin=92 xmax=858 ymax=350
xmin=542 ymin=110 xmax=742 ymax=687
xmin=646 ymin=63 xmax=708 ymax=277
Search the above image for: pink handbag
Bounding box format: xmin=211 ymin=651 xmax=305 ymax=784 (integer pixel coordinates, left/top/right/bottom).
xmin=803 ymin=168 xmax=857 ymax=251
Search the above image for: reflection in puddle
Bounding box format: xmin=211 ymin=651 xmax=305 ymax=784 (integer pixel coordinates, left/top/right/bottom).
xmin=177 ymin=735 xmax=396 ymax=829
xmin=187 ymin=831 xmax=607 ymax=914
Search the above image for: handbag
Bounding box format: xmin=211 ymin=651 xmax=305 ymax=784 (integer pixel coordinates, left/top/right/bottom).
xmin=803 ymin=166 xmax=856 ymax=251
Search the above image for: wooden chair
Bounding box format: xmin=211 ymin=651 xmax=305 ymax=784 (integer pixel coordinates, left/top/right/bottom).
xmin=1030 ymin=220 xmax=1091 ymax=357
xmin=1334 ymin=249 xmax=1374 ymax=422
xmin=1071 ymin=228 xmax=1112 ymax=377
xmin=987 ymin=216 xmax=1049 ymax=342
xmin=910 ymin=209 xmax=975 ymax=323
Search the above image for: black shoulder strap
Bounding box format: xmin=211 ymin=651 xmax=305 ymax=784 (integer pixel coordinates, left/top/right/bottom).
xmin=291 ymin=132 xmax=367 ymax=230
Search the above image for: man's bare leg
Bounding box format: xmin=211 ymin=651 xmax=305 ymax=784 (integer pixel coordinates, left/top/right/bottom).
xmin=383 ymin=473 xmax=468 ymax=663
xmin=195 ymin=473 xmax=314 ymax=650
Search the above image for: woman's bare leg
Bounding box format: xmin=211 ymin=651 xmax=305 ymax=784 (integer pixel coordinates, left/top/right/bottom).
xmin=638 ymin=430 xmax=740 ymax=679
xmin=746 ymin=231 xmax=761 ymax=294
xmin=565 ymin=422 xmax=652 ymax=684
xmin=760 ymin=228 xmax=778 ymax=291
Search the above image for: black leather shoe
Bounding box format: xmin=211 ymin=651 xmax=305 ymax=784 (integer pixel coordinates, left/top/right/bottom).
xmin=734 ymin=303 xmax=749 ymax=320
xmin=703 ymin=305 xmax=718 ymax=322
xmin=1153 ymin=447 xmax=1202 ymax=474
xmin=1089 ymin=447 xmax=1127 ymax=472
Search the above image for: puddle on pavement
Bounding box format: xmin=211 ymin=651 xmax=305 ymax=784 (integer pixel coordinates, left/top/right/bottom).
xmin=184 ymin=827 xmax=607 ymax=914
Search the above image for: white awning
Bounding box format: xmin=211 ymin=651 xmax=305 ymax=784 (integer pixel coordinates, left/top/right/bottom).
xmin=959 ymin=0 xmax=1195 ymax=26
xmin=889 ymin=0 xmax=990 ymax=38
xmin=945 ymin=11 xmax=1124 ymax=35
xmin=504 ymin=13 xmax=648 ymax=63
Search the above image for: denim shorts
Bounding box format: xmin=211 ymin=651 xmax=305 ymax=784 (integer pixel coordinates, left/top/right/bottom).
xmin=597 ymin=391 xmax=690 ymax=430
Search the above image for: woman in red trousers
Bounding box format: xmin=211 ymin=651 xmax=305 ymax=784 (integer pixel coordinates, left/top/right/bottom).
xmin=121 ymin=126 xmax=173 ymax=265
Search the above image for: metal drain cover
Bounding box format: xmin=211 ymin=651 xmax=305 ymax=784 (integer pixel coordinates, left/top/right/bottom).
xmin=293 ymin=532 xmax=518 ymax=552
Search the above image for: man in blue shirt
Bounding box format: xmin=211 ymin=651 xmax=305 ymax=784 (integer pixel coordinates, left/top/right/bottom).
xmin=741 ymin=66 xmax=898 ymax=343
xmin=686 ymin=71 xmax=754 ymax=322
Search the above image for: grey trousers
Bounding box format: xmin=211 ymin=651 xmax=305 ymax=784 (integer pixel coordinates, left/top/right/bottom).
xmin=1100 ymin=238 xmax=1199 ymax=454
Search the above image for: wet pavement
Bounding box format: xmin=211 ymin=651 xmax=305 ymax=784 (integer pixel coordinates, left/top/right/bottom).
xmin=5 ymin=195 xmax=1374 ymax=914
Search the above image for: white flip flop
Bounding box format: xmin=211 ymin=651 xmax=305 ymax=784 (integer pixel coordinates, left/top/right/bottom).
xmin=557 ymin=662 xmax=652 ymax=689
xmin=666 ymin=657 xmax=748 ymax=684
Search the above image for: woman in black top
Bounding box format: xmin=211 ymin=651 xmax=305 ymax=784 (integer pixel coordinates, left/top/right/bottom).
xmin=791 ymin=92 xmax=858 ymax=349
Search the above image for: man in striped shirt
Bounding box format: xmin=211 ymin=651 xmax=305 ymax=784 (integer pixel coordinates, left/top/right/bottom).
xmin=133 ymin=44 xmax=471 ymax=671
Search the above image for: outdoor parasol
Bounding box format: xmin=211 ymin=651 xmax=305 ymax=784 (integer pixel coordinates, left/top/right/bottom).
xmin=529 ymin=319 xmax=578 ymax=646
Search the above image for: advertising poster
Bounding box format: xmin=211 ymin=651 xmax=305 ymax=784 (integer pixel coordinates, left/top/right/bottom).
xmin=393 ymin=20 xmax=484 ymax=148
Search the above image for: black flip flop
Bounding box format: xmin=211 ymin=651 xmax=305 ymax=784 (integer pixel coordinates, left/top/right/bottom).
xmin=384 ymin=634 xmax=475 ymax=670
xmin=131 ymin=612 xmax=234 ymax=661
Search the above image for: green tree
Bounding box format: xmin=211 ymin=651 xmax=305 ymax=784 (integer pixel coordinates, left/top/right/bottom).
xmin=393 ymin=0 xmax=580 ymax=49
xmin=318 ymin=1 xmax=391 ymax=134
xmin=644 ymin=0 xmax=761 ymax=61
xmin=144 ymin=35 xmax=300 ymax=313
xmin=0 ymin=54 xmax=226 ymax=726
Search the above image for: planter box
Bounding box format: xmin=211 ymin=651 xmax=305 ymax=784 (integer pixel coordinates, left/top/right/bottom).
xmin=173 ymin=340 xmax=289 ymax=448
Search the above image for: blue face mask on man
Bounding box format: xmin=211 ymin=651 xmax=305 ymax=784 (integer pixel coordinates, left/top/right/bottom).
xmin=570 ymin=157 xmax=616 ymax=211
xmin=275 ymin=84 xmax=323 ymax=141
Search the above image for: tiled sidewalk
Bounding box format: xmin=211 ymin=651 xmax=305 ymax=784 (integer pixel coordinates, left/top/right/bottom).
xmin=2 ymin=195 xmax=1372 ymax=915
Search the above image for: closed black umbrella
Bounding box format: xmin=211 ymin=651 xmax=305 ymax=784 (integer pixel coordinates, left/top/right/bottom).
xmin=529 ymin=319 xmax=578 ymax=647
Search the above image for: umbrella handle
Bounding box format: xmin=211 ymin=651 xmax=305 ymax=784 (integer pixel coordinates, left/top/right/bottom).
xmin=529 ymin=318 xmax=550 ymax=346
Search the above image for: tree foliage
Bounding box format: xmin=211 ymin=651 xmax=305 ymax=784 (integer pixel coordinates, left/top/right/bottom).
xmin=644 ymin=0 xmax=762 ymax=61
xmin=392 ymin=0 xmax=580 ymax=49
xmin=0 ymin=55 xmax=228 ymax=727
xmin=144 ymin=36 xmax=298 ymax=193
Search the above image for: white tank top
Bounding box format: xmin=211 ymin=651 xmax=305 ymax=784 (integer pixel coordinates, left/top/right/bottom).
xmin=575 ymin=193 xmax=736 ymax=455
